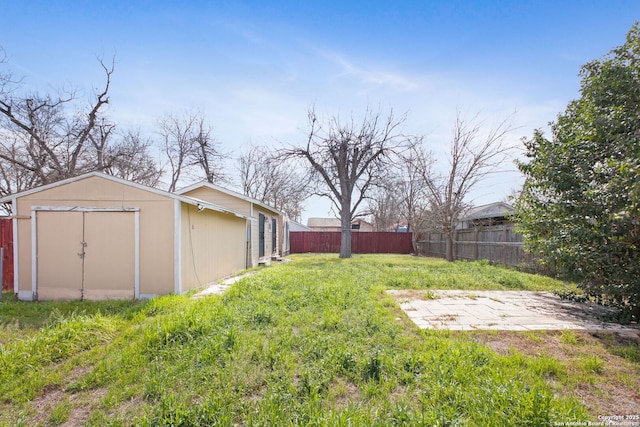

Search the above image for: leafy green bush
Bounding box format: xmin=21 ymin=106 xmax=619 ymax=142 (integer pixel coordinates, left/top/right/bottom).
xmin=516 ymin=23 xmax=640 ymax=321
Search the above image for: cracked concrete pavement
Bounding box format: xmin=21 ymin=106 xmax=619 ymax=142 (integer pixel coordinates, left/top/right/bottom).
xmin=388 ymin=290 xmax=639 ymax=337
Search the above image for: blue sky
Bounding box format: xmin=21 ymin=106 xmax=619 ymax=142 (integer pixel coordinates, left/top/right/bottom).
xmin=1 ymin=1 xmax=639 ymax=221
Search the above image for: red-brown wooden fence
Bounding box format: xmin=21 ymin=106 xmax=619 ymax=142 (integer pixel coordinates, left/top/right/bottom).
xmin=290 ymin=231 xmax=414 ymax=254
xmin=0 ymin=218 xmax=13 ymax=291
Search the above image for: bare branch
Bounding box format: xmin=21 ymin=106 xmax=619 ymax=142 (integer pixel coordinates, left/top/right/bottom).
xmin=67 ymin=57 xmax=113 ymax=174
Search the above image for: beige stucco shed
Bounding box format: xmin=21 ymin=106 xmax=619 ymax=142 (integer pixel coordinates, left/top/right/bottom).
xmin=0 ymin=172 xmax=250 ymax=301
xmin=177 ymin=182 xmax=287 ymax=267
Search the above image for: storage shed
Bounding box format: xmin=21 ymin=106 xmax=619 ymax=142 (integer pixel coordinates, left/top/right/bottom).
xmin=177 ymin=182 xmax=287 ymax=266
xmin=0 ymin=172 xmax=249 ymax=301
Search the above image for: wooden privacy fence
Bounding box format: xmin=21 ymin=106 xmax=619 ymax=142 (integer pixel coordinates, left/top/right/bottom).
xmin=290 ymin=231 xmax=414 ymax=254
xmin=417 ymin=224 xmax=537 ymax=267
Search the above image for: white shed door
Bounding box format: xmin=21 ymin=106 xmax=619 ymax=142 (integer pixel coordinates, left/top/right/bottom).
xmin=36 ymin=211 xmax=135 ymax=300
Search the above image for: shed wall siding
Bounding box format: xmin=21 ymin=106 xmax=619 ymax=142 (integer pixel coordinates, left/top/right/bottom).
xmin=180 ymin=204 xmax=246 ymax=291
xmin=180 ymin=186 xmax=281 ymax=266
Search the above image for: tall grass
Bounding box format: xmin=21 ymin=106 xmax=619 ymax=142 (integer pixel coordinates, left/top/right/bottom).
xmin=0 ymin=255 xmax=594 ymax=425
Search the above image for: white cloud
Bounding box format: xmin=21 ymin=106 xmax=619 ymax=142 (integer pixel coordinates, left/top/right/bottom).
xmin=315 ymin=48 xmax=421 ymax=93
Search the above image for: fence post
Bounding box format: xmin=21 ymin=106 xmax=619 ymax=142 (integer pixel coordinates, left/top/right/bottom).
xmin=473 ymin=228 xmax=479 ymax=260
xmin=453 ymin=230 xmax=458 ymax=260
xmin=503 ymin=224 xmax=508 ymax=265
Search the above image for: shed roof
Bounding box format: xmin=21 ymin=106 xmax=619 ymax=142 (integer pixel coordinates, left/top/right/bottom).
xmin=0 ymin=172 xmax=251 ymax=220
xmin=176 ymin=181 xmax=283 ymax=216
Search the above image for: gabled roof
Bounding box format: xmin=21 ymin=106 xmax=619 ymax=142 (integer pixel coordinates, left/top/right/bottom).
xmin=289 ymin=220 xmax=312 ymax=231
xmin=176 ymin=181 xmax=284 ymax=216
xmin=307 ymin=217 xmax=372 ymax=228
xmin=461 ymin=202 xmax=515 ymax=221
xmin=0 ymin=172 xmax=250 ymax=220
xmin=307 ymin=217 xmax=341 ymax=228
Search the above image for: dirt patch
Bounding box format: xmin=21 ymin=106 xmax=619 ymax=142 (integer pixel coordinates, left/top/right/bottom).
xmin=329 ymin=378 xmax=361 ymax=407
xmin=27 ymin=362 xmax=110 ymax=427
xmin=30 ymin=386 xmax=110 ymax=427
xmin=66 ymin=366 xmax=92 ymax=384
xmin=472 ymin=330 xmax=640 ymax=417
xmin=31 ymin=385 xmax=66 ymax=425
xmin=106 ymin=394 xmax=146 ymax=421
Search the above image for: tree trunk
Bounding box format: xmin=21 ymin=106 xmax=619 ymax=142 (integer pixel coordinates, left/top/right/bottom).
xmin=411 ymin=232 xmax=419 ymax=254
xmin=445 ymin=230 xmax=455 ymax=262
xmin=339 ymin=207 xmax=352 ymax=258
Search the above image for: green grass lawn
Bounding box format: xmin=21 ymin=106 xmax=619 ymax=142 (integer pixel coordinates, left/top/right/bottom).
xmin=0 ymin=254 xmax=638 ymax=426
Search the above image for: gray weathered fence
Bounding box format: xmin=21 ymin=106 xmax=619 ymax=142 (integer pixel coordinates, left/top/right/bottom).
xmin=417 ymin=224 xmax=537 ymax=267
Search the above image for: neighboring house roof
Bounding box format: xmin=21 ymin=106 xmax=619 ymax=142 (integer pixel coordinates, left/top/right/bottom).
xmin=289 ymin=220 xmax=312 ymax=232
xmin=353 ymin=218 xmax=374 ymax=227
xmin=0 ymin=172 xmax=251 ymax=220
xmin=461 ymin=202 xmax=515 ymax=221
xmin=307 ymin=217 xmax=341 ymax=228
xmin=176 ymin=181 xmax=284 ymax=216
xmin=307 ymin=218 xmax=373 ymax=228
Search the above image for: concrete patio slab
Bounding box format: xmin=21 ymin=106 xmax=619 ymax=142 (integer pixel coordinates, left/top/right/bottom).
xmin=388 ymin=290 xmax=640 ymax=336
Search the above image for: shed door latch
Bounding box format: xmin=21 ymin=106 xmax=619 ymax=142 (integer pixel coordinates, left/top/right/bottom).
xmin=78 ymin=241 xmax=87 ymax=259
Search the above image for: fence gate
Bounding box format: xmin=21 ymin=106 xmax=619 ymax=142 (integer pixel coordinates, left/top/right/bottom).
xmin=35 ymin=209 xmax=137 ymax=300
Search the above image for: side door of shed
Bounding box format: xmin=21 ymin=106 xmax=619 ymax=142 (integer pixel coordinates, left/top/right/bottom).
xmin=258 ymin=213 xmax=265 ymax=258
xmin=271 ymin=217 xmax=277 ymax=255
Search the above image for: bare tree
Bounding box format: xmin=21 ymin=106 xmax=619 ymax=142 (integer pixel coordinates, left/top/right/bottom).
xmin=103 ymin=129 xmax=163 ymax=187
xmin=397 ymin=138 xmax=432 ymax=235
xmin=283 ymin=107 xmax=407 ymax=258
xmin=366 ymin=138 xmax=432 ymax=251
xmin=191 ymin=117 xmax=228 ymax=184
xmin=158 ymin=110 xmax=228 ymax=192
xmin=0 ymin=56 xmax=114 ymax=195
xmin=0 ymin=139 xmax=39 ymax=204
xmin=238 ymin=143 xmax=309 ymax=221
xmin=366 ymin=181 xmax=402 ymax=231
xmin=416 ymin=110 xmax=517 ymax=261
xmin=159 ymin=113 xmax=194 ymax=192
